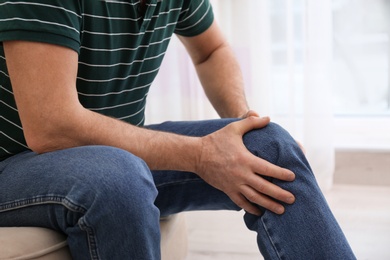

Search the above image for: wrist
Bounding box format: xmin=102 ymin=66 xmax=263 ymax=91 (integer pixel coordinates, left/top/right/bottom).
xmin=193 ymin=136 xmax=204 ymax=176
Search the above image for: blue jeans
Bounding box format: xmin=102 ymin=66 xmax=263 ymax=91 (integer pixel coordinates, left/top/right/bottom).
xmin=0 ymin=119 xmax=355 ymax=260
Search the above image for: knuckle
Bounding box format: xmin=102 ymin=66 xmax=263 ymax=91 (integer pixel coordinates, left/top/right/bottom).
xmin=246 ymin=192 xmax=259 ymax=203
xmin=261 ymin=163 xmax=272 ymax=176
xmin=234 ymin=199 xmax=247 ymax=210
xmin=254 ymin=179 xmax=267 ymax=193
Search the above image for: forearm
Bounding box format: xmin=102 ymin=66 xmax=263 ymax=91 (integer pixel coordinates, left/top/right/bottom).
xmin=36 ymin=107 xmax=202 ymax=172
xmin=195 ymin=43 xmax=249 ymax=118
xmin=88 ymin=112 xmax=202 ymax=172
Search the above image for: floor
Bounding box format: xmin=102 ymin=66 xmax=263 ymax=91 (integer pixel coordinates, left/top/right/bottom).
xmin=184 ymin=183 xmax=390 ymax=259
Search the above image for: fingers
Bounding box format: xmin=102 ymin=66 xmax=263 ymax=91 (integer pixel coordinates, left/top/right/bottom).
xmin=230 ymin=193 xmax=263 ymax=216
xmin=230 ymin=183 xmax=293 ymax=215
xmin=251 ymin=156 xmax=295 ymax=182
xmin=247 ymin=174 xmax=295 ymax=206
xmin=234 ymin=157 xmax=296 ymax=215
xmin=241 ymin=185 xmax=287 ymax=215
xmin=296 ymin=140 xmax=306 ymax=154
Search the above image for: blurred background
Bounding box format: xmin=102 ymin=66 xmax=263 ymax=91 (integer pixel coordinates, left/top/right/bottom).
xmin=145 ymin=1 xmax=390 ymax=259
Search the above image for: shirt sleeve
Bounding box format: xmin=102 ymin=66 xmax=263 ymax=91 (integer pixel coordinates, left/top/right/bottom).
xmin=0 ymin=0 xmax=82 ymax=53
xmin=174 ymin=0 xmax=214 ymax=37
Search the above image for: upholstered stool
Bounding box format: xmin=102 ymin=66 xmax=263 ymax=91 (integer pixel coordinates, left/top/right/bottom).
xmin=0 ymin=214 xmax=187 ymax=260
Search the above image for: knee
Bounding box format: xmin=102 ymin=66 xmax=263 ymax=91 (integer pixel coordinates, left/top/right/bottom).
xmin=242 ymin=122 xmax=304 ymax=165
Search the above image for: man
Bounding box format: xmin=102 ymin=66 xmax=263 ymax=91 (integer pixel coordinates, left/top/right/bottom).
xmin=0 ymin=0 xmax=355 ymax=259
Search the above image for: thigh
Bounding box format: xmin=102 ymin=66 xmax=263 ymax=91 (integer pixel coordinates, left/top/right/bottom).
xmin=0 ymin=145 xmax=157 ymax=228
xmin=0 ymin=145 xmax=161 ymax=259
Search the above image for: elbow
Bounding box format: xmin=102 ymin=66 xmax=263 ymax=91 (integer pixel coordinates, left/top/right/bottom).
xmin=23 ymin=117 xmax=81 ymax=154
xmin=193 ymin=41 xmax=228 ymax=66
xmin=21 ymin=104 xmax=89 ymax=154
xmin=18 ymin=100 xmax=95 ymax=153
xmin=24 ymin=128 xmax=64 ymax=154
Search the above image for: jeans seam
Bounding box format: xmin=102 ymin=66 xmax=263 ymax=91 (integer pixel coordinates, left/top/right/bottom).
xmin=0 ymin=195 xmax=87 ymax=214
xmin=78 ymin=217 xmax=101 ymax=260
xmin=261 ymin=216 xmax=283 ymax=260
xmin=0 ymin=195 xmax=101 ymax=260
xmin=155 ymin=178 xmax=203 ymax=188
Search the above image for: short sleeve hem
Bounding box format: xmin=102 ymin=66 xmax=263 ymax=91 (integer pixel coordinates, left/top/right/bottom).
xmin=174 ymin=1 xmax=214 ymax=37
xmin=0 ymin=30 xmax=80 ymax=54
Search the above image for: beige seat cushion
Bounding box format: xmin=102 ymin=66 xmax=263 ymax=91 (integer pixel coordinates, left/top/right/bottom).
xmin=0 ymin=227 xmax=70 ymax=260
xmin=0 ymin=214 xmax=187 ymax=260
xmin=160 ymin=214 xmax=188 ymax=260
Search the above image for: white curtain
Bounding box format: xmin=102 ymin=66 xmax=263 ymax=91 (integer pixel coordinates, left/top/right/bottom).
xmin=146 ymin=0 xmax=334 ymax=191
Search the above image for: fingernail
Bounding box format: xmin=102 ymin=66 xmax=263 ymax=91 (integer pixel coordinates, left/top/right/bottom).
xmin=287 ymin=171 xmax=295 ymax=181
xmin=276 ymin=206 xmax=285 ymax=214
xmin=287 ymin=196 xmax=295 ymax=204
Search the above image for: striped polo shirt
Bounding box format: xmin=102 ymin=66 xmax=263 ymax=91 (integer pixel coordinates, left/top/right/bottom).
xmin=0 ymin=0 xmax=214 ymax=161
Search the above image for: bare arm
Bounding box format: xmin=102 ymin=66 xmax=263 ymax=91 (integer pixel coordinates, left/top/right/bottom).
xmin=3 ymin=40 xmax=200 ymax=172
xmin=178 ymin=21 xmax=250 ymax=118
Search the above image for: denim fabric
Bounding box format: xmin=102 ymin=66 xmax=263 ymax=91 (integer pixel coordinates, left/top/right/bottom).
xmin=0 ymin=119 xmax=356 ymax=260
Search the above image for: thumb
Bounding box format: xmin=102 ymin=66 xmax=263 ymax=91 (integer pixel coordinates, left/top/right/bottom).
xmin=234 ymin=116 xmax=270 ymax=135
xmin=241 ymin=109 xmax=260 ymax=118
